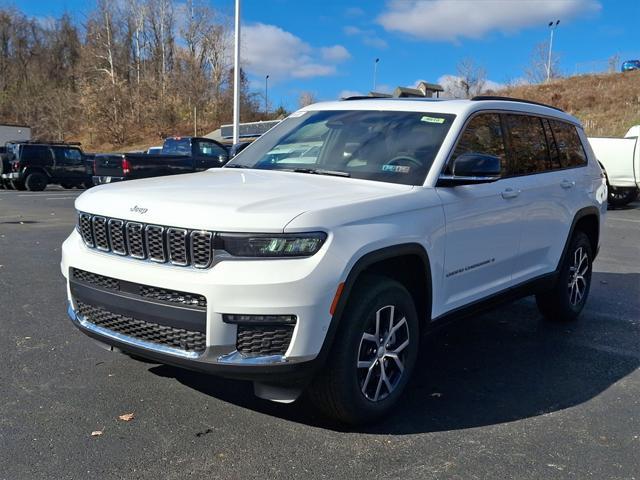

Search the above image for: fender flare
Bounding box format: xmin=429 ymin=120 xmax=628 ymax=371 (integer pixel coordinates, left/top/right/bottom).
xmin=556 ymin=206 xmax=600 ymax=271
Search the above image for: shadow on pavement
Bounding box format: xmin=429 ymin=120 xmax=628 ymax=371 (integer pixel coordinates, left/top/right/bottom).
xmin=149 ymin=272 xmax=640 ymax=434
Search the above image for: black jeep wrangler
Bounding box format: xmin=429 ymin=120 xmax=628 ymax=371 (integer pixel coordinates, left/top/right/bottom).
xmin=1 ymin=142 xmax=94 ymax=191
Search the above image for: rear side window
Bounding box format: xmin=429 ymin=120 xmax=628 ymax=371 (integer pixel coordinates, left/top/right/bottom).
xmin=505 ymin=114 xmax=550 ymax=175
xmin=448 ymin=113 xmax=507 ymax=175
xmin=549 ymin=120 xmax=587 ymax=168
xmin=23 ymin=146 xmax=52 ymax=162
xmin=542 ymin=119 xmax=562 ymax=170
xmin=197 ymin=141 xmax=227 ymax=158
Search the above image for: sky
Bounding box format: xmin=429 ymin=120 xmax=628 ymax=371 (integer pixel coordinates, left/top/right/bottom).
xmin=8 ymin=0 xmax=640 ymax=110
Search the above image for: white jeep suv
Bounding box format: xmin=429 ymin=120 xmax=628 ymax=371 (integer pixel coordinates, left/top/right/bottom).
xmin=61 ymin=96 xmax=607 ymax=424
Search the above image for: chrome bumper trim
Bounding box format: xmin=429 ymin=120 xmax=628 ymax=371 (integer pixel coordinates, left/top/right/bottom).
xmin=67 ymin=302 xmax=201 ymax=359
xmin=217 ymin=350 xmax=288 ymax=365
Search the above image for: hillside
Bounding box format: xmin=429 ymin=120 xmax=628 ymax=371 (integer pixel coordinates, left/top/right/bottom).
xmin=499 ymin=70 xmax=640 ymax=137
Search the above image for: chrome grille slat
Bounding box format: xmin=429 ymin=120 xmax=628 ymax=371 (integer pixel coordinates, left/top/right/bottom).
xmin=145 ymin=225 xmax=166 ymax=263
xmin=108 ymin=219 xmax=126 ymax=255
xmin=92 ymin=216 xmax=109 ymax=251
xmin=78 ymin=213 xmax=214 ymax=268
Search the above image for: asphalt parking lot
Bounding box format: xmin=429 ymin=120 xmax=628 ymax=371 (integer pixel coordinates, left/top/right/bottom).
xmin=1 ymin=186 xmax=639 ymax=480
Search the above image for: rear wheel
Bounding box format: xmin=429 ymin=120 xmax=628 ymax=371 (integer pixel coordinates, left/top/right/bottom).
xmin=309 ymin=275 xmax=419 ymax=424
xmin=536 ymin=231 xmax=593 ymax=322
xmin=61 ymin=182 xmax=74 ymax=189
xmin=25 ymin=172 xmax=48 ymax=191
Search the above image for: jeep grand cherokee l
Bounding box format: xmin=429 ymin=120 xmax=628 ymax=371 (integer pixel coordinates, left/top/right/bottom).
xmin=61 ymin=96 xmax=607 ymax=424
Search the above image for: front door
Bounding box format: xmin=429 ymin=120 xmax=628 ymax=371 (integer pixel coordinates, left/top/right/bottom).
xmin=436 ymin=112 xmax=526 ymax=314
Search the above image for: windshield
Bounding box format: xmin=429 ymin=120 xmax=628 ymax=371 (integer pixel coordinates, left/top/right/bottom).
xmin=162 ymin=138 xmax=191 ymax=156
xmin=225 ymin=110 xmax=455 ymax=185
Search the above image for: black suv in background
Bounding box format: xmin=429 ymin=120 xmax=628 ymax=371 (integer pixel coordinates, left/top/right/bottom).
xmin=1 ymin=142 xmax=94 ymax=191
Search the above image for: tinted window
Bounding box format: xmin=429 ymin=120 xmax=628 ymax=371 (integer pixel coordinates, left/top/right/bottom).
xmin=227 ymin=110 xmax=456 ymax=186
xmin=23 ymin=146 xmax=52 ymax=162
xmin=549 ymin=120 xmax=587 ymax=168
xmin=542 ymin=119 xmax=562 ymax=170
xmin=449 ymin=113 xmax=507 ymax=175
xmin=197 ymin=141 xmax=227 ymax=157
xmin=162 ymin=138 xmax=191 ymax=156
xmin=61 ymin=148 xmax=82 ymax=164
xmin=505 ymin=114 xmax=550 ymax=174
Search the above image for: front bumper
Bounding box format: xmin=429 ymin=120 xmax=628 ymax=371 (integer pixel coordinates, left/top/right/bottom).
xmin=93 ymin=175 xmax=125 ymax=185
xmin=67 ymin=302 xmax=316 ymax=382
xmin=62 ymin=229 xmax=338 ymax=383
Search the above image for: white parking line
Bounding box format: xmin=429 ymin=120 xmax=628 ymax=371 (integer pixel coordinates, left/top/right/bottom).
xmin=46 ymin=197 xmax=77 ymax=200
xmin=608 ymin=217 xmax=640 ymax=224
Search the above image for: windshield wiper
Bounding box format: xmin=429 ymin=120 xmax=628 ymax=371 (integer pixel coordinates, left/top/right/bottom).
xmin=289 ymin=168 xmax=351 ymax=178
xmin=224 ymin=164 xmax=252 ymax=169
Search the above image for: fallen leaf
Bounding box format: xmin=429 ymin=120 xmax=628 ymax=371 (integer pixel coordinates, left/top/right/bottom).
xmin=91 ymin=430 xmax=103 ymax=437
xmin=118 ymin=413 xmax=135 ymax=422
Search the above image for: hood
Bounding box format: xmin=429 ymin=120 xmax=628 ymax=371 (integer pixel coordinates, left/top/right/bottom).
xmin=75 ymin=169 xmax=413 ymax=232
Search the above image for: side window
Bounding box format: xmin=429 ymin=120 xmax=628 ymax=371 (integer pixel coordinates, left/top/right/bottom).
xmin=549 ymin=120 xmax=587 ymax=168
xmin=23 ymin=146 xmax=52 ymax=162
xmin=505 ymin=114 xmax=550 ymax=175
xmin=197 ymin=141 xmax=227 ymax=158
xmin=63 ymin=148 xmax=83 ymax=164
xmin=542 ymin=119 xmax=562 ymax=170
xmin=448 ymin=113 xmax=507 ymax=175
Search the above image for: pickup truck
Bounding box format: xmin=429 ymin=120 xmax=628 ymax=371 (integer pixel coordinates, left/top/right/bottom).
xmin=92 ymin=136 xmax=229 ymax=185
xmin=1 ymin=141 xmax=94 ymax=191
xmin=589 ymin=126 xmax=640 ymax=207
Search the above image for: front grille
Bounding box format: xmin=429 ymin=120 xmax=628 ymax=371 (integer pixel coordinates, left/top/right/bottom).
xmin=78 ymin=212 xmax=215 ymax=268
xmin=72 ymin=268 xmax=120 ymax=291
xmin=236 ymin=325 xmax=294 ymax=356
xmin=76 ymin=301 xmax=206 ymax=353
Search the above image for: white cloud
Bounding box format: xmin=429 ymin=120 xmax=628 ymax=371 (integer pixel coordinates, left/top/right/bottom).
xmin=377 ymin=0 xmax=601 ymax=42
xmin=242 ymin=23 xmax=350 ymax=82
xmin=344 ymin=25 xmax=389 ymax=50
xmin=321 ymin=45 xmax=351 ymax=62
xmin=339 ymin=89 xmax=365 ymax=99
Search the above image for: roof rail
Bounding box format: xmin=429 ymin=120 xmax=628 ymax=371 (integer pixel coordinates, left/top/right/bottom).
xmin=7 ymin=140 xmax=82 ymax=146
xmin=471 ymin=95 xmax=564 ymax=112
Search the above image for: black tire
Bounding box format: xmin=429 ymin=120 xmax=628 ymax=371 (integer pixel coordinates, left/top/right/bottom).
xmin=24 ymin=172 xmax=48 ymax=191
xmin=608 ymin=186 xmax=638 ymax=208
xmin=61 ymin=182 xmax=74 ymax=189
xmin=536 ymin=231 xmax=593 ymax=322
xmin=11 ymin=180 xmax=26 ymax=191
xmin=309 ymin=275 xmax=419 ymax=424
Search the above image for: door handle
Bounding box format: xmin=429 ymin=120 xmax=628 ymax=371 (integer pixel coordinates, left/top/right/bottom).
xmin=560 ymin=179 xmax=575 ymax=189
xmin=501 ymin=188 xmax=520 ymax=199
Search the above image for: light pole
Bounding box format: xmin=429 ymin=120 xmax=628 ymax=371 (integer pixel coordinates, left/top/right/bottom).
xmin=232 ymin=0 xmax=241 ymax=145
xmin=546 ymin=20 xmax=560 ymax=82
xmin=265 ymin=74 xmax=269 ymax=116
xmin=373 ymin=58 xmax=379 ymax=91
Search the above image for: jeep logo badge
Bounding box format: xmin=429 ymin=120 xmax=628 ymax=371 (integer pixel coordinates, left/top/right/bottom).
xmin=130 ymin=205 xmax=148 ymax=214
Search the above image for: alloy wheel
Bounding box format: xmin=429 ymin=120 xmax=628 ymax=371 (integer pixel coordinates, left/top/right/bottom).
xmin=357 ymin=305 xmax=410 ymax=402
xmin=568 ymin=246 xmax=589 ymax=306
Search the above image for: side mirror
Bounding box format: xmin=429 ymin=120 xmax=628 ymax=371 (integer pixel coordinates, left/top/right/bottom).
xmin=438 ymin=153 xmax=501 ymax=186
xmin=218 ymin=153 xmax=229 ymax=164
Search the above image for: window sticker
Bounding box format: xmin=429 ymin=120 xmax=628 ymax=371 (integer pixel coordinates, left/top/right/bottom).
xmin=382 ymin=165 xmax=411 ymax=173
xmin=421 ymin=116 xmax=446 ymax=124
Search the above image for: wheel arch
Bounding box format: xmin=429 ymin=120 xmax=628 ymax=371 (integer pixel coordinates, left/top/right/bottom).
xmin=558 ymin=207 xmax=600 ymax=269
xmin=312 ymin=244 xmax=433 ymax=375
xmin=23 ymin=166 xmax=51 ymax=179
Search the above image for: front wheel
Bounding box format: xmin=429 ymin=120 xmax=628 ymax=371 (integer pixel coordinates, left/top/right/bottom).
xmin=608 ymin=186 xmax=638 ymax=208
xmin=309 ymin=275 xmax=419 ymax=424
xmin=536 ymin=231 xmax=593 ymax=322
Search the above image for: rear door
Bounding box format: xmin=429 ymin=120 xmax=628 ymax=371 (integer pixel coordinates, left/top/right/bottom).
xmin=53 ymin=147 xmax=86 ymax=180
xmin=436 ymin=112 xmax=527 ymax=312
xmin=194 ymin=139 xmax=229 ymax=169
xmin=507 ymin=115 xmax=587 ymax=282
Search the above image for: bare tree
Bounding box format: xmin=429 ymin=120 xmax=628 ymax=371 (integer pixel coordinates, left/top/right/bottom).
xmin=525 ymin=41 xmax=560 ymax=84
xmin=608 ymin=53 xmax=621 ymax=74
xmin=455 ymin=58 xmax=486 ymax=98
xmin=298 ymin=91 xmax=317 ymax=108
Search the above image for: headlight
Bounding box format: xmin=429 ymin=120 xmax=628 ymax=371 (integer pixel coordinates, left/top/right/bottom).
xmin=215 ymin=232 xmax=327 ymax=257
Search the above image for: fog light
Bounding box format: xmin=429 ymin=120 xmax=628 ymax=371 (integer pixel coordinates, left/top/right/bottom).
xmin=223 ymin=314 xmax=297 ymax=325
